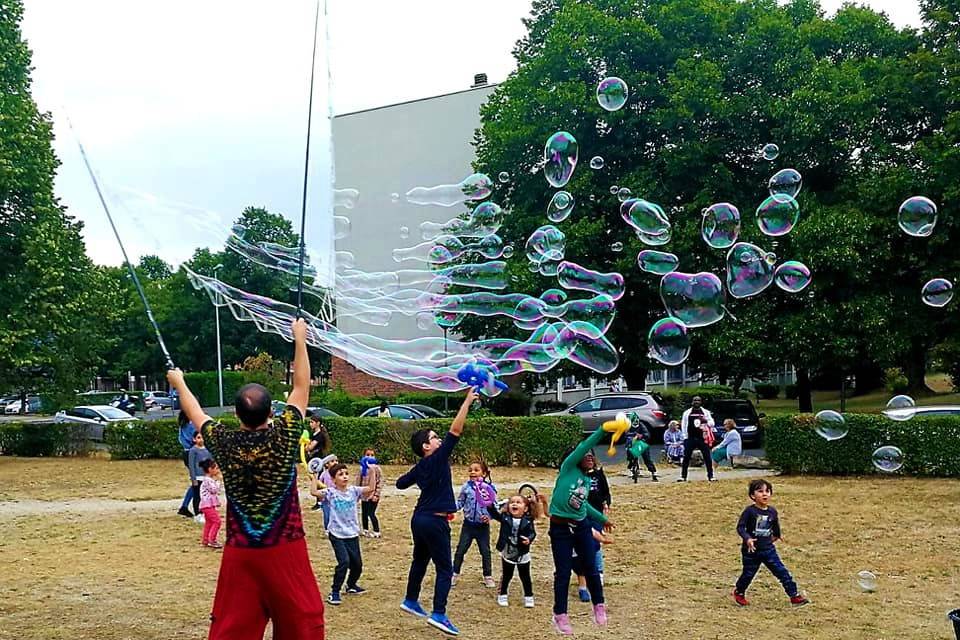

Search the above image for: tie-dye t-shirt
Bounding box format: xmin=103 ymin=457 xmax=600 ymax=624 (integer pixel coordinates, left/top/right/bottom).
xmin=202 ymin=406 xmax=305 ymax=548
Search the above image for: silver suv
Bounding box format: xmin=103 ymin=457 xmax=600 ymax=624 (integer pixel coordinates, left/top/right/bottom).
xmin=548 ymin=393 xmax=668 ymax=437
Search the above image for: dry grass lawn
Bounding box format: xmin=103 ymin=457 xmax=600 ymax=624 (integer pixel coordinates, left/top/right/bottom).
xmin=1 ymin=457 xmax=959 ymax=639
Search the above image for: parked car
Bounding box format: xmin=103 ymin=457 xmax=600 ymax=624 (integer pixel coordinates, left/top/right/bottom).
xmin=54 ymin=405 xmax=140 ymax=441
xmin=360 ymin=404 xmax=445 ymax=420
xmin=143 ymin=391 xmax=172 ymax=410
xmin=546 ymin=393 xmax=669 ymax=438
xmin=270 ymin=401 xmax=340 ymax=419
xmin=4 ymin=396 xmax=41 ymax=415
xmin=706 ymin=398 xmax=764 ymax=447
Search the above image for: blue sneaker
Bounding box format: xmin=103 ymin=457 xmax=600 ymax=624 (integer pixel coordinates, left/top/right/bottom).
xmin=400 ymin=599 xmax=427 ymax=618
xmin=578 ymin=587 xmax=591 ymax=602
xmin=426 ymin=613 xmax=459 ymax=636
xmin=327 ymin=592 xmax=341 ymax=605
xmin=346 ymin=585 xmax=366 ymax=595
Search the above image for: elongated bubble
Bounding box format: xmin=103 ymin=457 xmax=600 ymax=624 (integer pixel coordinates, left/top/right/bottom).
xmin=637 ymin=250 xmax=679 ymax=275
xmin=622 ymin=198 xmax=670 ymax=237
xmin=701 ymin=203 xmax=740 ymax=249
xmin=557 ymin=261 xmax=625 ymax=300
xmin=406 ymin=173 xmax=493 ymax=207
xmin=638 ymin=228 xmax=672 ymax=246
xmin=726 ymin=242 xmax=776 ymax=298
xmin=333 ymin=188 xmax=359 ymax=209
xmin=392 ymin=234 xmax=504 ymax=264
xmin=333 ymin=215 xmax=351 ymax=240
xmin=648 ymin=317 xmax=690 ymax=366
xmin=659 ymin=271 xmax=725 ymax=328
xmin=768 ymin=168 xmax=802 ymax=198
xmin=774 ymin=261 xmax=811 ymax=293
xmin=898 ymin=196 xmax=938 ymax=237
xmin=420 ymin=201 xmax=504 ymax=239
xmin=547 ymin=191 xmax=575 ymax=222
xmin=543 ymin=131 xmax=579 ymax=188
xmin=596 ymin=77 xmax=629 ymax=112
xmin=756 ymin=193 xmax=799 ymax=236
xmin=921 ymin=278 xmax=953 ymax=307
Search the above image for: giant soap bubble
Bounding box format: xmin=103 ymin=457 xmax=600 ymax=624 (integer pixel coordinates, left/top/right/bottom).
xmin=544 ymin=131 xmax=579 ymax=188
xmin=596 ymin=77 xmax=629 ymax=111
xmin=726 ymin=242 xmax=776 ymax=298
xmin=768 ymin=168 xmax=802 ymax=198
xmin=921 ymin=278 xmax=953 ymax=307
xmin=898 ymin=196 xmax=937 ymax=237
xmin=647 ymin=317 xmax=690 ymax=366
xmin=659 ymin=271 xmax=725 ymax=328
xmin=756 ymin=193 xmax=799 ymax=236
xmin=701 ymin=203 xmax=740 ymax=249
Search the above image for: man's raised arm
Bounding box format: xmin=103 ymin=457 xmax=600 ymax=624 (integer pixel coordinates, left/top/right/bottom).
xmin=286 ymin=318 xmax=310 ymax=417
xmin=167 ymin=369 xmax=212 ymax=431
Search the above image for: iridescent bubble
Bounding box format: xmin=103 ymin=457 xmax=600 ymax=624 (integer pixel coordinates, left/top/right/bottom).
xmin=399 ymin=226 xmax=410 ymax=239
xmin=768 ymin=168 xmax=802 ymax=198
xmin=884 ymin=395 xmax=916 ymax=422
xmin=543 ymin=131 xmax=579 ymax=188
xmin=761 ymin=143 xmax=780 ymax=161
xmin=726 ymin=242 xmax=776 ymax=298
xmin=617 ymin=187 xmax=632 ymax=202
xmin=596 ymin=76 xmax=629 ymax=112
xmin=659 ymin=271 xmax=725 ymax=328
xmin=498 ymin=171 xmax=510 ymax=183
xmin=557 ymin=261 xmax=625 ymax=300
xmin=637 ymin=250 xmax=679 ymax=275
xmin=525 ymin=225 xmax=566 ymax=264
xmin=421 ymin=201 xmax=504 ymax=240
xmin=756 ymin=193 xmax=800 ymax=236
xmin=539 ymin=260 xmax=562 ymax=276
xmin=921 ymin=278 xmax=953 ymax=307
xmin=647 ymin=317 xmax=690 ymax=366
xmin=638 ymin=229 xmax=672 ymax=246
xmin=872 ymin=446 xmax=904 ymax=473
xmin=434 ymin=311 xmax=464 ymax=328
xmin=609 ymin=185 xmax=619 ymax=195
xmin=547 ymin=191 xmax=575 ymax=223
xmin=406 ymin=173 xmax=493 ymax=207
xmin=333 ymin=215 xmax=351 ymax=240
xmin=502 ymin=245 xmax=515 ymax=259
xmin=774 ymin=261 xmax=811 ymax=293
xmin=540 ymin=288 xmax=568 ymax=305
xmin=814 ymin=410 xmax=847 ymax=441
xmin=611 ymin=242 xmax=623 ymax=253
xmin=701 ymin=203 xmax=740 ymax=249
xmin=589 ymin=156 xmax=605 ymax=170
xmin=856 ymin=571 xmax=877 ymax=593
xmin=898 ymin=196 xmax=938 ymax=237
xmin=622 ymin=198 xmax=670 ymax=238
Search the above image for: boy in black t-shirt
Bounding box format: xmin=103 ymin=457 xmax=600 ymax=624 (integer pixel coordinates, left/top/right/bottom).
xmin=733 ymin=479 xmax=810 ymax=608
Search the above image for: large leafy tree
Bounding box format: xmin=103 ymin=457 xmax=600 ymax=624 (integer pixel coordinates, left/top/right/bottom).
xmin=466 ymin=0 xmax=957 ymax=405
xmin=0 ymin=0 xmax=116 ymax=403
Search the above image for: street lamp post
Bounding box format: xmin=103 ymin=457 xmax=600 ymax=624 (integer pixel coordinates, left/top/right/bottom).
xmin=213 ymin=264 xmax=225 ymax=408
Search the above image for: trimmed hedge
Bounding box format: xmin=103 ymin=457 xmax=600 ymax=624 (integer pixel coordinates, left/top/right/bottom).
xmin=754 ymin=383 xmax=780 ymax=400
xmin=765 ymin=413 xmax=960 ymax=477
xmin=105 ymin=419 xmax=183 ymax=460
xmin=0 ymin=422 xmax=94 ymax=457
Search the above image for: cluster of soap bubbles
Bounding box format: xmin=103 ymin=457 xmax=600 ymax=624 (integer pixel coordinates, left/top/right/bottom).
xmin=811 ymin=393 xmax=916 ymax=472
xmin=895 ymin=196 xmax=953 ymax=308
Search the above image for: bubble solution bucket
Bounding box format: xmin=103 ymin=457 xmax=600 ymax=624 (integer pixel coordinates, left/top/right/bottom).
xmin=948 ymin=608 xmax=960 ymax=640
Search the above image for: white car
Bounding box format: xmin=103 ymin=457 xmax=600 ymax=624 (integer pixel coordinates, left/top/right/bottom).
xmin=882 ymin=404 xmax=960 ymax=420
xmin=54 ymin=405 xmax=140 ymax=441
xmin=4 ymin=397 xmax=41 ymax=414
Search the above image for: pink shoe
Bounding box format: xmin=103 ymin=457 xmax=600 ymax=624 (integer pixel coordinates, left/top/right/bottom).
xmin=593 ymin=603 xmax=608 ymax=626
xmin=552 ymin=614 xmax=573 ymax=636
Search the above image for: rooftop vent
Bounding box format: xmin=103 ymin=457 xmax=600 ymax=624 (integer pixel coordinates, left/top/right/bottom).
xmin=471 ymin=73 xmax=488 ymax=88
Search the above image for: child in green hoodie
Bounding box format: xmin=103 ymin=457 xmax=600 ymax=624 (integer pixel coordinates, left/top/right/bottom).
xmin=547 ymin=427 xmax=612 ymax=636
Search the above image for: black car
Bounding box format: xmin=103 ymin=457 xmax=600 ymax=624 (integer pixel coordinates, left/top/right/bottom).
xmin=707 ymin=398 xmax=764 ymax=447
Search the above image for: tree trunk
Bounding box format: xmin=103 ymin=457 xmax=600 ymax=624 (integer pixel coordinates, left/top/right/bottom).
xmin=903 ymin=339 xmax=932 ymax=393
xmin=852 ymin=360 xmax=884 ymax=396
xmin=622 ymin=365 xmax=648 ymax=391
xmin=796 ymin=367 xmax=813 ymax=413
xmin=731 ymin=375 xmax=744 ymax=394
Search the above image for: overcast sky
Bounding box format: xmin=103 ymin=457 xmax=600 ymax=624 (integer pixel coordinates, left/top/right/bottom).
xmin=20 ymin=0 xmax=922 ymax=267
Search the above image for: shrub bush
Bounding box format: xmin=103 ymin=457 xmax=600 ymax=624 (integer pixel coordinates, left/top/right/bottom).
xmin=0 ymin=422 xmax=93 ymax=457
xmin=784 ymin=383 xmax=799 ymax=400
xmin=105 ymin=419 xmax=183 ymax=460
xmin=754 ymin=383 xmax=780 ymax=400
xmin=323 ymin=415 xmax=580 ymax=466
xmin=765 ymin=413 xmax=960 ymax=477
xmin=883 ymin=367 xmax=909 ymax=395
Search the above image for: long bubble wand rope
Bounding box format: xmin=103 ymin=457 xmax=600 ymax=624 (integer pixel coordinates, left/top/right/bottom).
xmin=68 ymin=119 xmax=176 ymax=370
xmin=295 ymin=0 xmax=322 ymax=319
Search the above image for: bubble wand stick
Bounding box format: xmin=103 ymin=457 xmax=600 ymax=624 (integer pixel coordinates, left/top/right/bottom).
xmin=68 ymin=119 xmax=175 ymax=370
xmin=294 ymin=0 xmax=321 ymax=318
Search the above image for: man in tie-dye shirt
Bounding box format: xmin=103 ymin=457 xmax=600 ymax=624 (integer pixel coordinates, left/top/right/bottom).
xmin=169 ymin=318 xmax=325 ymax=639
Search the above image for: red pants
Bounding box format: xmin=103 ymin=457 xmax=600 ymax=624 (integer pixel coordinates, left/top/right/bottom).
xmin=208 ymin=537 xmax=325 ymax=640
xmin=201 ymin=507 xmax=221 ymax=545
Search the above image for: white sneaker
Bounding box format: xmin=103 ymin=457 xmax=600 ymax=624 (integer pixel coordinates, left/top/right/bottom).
xmin=524 ymin=596 xmax=534 ymax=608
xmin=497 ymin=594 xmax=508 ymax=607
xmin=194 ymin=514 xmax=205 ymax=524
xmin=371 ymin=531 xmax=381 ymax=538
xmin=362 ymin=530 xmax=370 ymax=537
xmin=451 ymin=573 xmax=459 ymax=586
xmin=483 ymin=576 xmax=496 ymax=588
